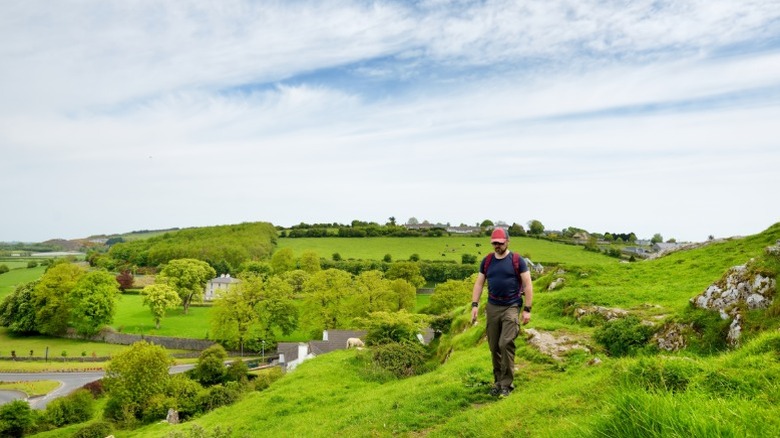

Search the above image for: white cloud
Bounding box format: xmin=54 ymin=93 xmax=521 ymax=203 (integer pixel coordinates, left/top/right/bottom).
xmin=1 ymin=0 xmax=779 ymax=242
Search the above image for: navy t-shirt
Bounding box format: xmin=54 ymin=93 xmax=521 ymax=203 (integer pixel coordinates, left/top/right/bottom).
xmin=480 ymin=252 xmax=529 ymax=306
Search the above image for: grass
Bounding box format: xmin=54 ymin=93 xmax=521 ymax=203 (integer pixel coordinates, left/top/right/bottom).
xmin=0 ymin=265 xmax=46 ymax=299
xmin=277 ymin=236 xmax=617 ymax=266
xmin=0 ymin=380 xmax=60 ymax=397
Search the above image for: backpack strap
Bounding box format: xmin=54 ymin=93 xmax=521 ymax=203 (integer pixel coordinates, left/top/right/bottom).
xmin=483 ymin=252 xmax=495 ymax=275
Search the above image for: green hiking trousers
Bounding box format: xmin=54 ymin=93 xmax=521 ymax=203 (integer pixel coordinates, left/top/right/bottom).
xmin=486 ymin=302 xmax=520 ymax=389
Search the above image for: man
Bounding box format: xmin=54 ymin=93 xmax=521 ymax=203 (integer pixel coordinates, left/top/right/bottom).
xmin=471 ymin=227 xmax=533 ymax=397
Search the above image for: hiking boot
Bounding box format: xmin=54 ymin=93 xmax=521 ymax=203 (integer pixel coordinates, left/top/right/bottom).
xmin=499 ymin=387 xmax=513 ymax=398
xmin=489 ymin=385 xmax=502 ymax=397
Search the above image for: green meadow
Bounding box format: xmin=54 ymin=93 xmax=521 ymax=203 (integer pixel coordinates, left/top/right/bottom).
xmin=277 ymin=235 xmax=616 ymax=266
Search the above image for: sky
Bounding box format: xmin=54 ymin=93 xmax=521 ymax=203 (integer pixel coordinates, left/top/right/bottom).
xmin=1 ymin=1 xmax=779 ymax=243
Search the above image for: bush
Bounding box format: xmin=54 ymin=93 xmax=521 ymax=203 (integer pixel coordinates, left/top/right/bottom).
xmin=197 ymin=382 xmax=242 ymax=412
xmin=0 ymin=400 xmax=35 ymax=438
xmin=371 ymin=341 xmax=429 ymax=378
xmin=594 ymin=316 xmax=655 ymax=357
xmin=166 ymin=374 xmax=204 ymax=419
xmin=45 ymin=389 xmax=94 ymax=427
xmin=0 ymin=264 xmax=9 ymax=274
xmin=361 ymin=311 xmax=426 ymax=346
xmin=27 ymin=261 xmax=38 ymax=268
xmin=193 ymin=344 xmax=228 ymax=386
xmin=253 ymin=367 xmax=283 ymax=391
xmin=71 ymin=421 xmax=113 ymax=438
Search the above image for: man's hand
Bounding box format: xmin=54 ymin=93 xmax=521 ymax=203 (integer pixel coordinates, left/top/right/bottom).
xmin=471 ymin=306 xmax=479 ymax=324
xmin=521 ymin=310 xmax=531 ymax=325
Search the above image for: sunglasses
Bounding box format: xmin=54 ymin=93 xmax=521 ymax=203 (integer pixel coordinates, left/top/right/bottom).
xmin=491 ymin=241 xmax=505 ymax=246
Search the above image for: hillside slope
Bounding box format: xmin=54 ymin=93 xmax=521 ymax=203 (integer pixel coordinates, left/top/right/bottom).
xmin=115 ymin=223 xmax=780 ymax=437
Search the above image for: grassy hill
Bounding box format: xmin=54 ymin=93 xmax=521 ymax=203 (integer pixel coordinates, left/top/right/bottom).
xmin=105 ymin=223 xmax=780 ymax=437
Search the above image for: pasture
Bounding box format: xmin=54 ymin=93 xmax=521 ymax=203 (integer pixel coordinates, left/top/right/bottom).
xmin=277 ymin=235 xmax=616 ymax=266
xmin=0 ymin=265 xmax=46 ymax=299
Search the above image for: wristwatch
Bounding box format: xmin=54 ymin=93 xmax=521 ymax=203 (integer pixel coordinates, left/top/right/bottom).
xmin=472 ymin=302 xmax=479 ymax=308
xmin=523 ymin=306 xmax=532 ymax=312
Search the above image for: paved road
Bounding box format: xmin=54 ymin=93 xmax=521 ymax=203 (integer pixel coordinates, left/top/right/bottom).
xmin=0 ymin=364 xmax=194 ymax=409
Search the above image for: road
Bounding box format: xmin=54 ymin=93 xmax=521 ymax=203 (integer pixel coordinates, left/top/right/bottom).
xmin=0 ymin=364 xmax=194 ymax=409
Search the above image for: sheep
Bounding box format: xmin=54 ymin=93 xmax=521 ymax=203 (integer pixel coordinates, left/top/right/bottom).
xmin=346 ymin=337 xmax=365 ymax=348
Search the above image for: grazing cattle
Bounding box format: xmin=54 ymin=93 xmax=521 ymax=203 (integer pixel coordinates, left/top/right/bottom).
xmin=346 ymin=337 xmax=365 ymax=348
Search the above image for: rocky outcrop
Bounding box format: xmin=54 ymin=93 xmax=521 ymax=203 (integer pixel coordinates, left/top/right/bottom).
xmin=548 ymin=277 xmax=565 ymax=291
xmin=652 ymin=322 xmax=689 ymax=352
xmin=690 ymin=241 xmax=778 ymax=347
xmin=574 ymin=306 xmax=628 ymax=322
xmin=524 ymin=328 xmax=590 ymax=361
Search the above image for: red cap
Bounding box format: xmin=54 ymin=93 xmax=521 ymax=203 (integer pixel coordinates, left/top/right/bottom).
xmin=490 ymin=228 xmax=509 ymax=243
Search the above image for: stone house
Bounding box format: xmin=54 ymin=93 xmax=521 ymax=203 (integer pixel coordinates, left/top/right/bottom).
xmin=204 ymin=274 xmax=240 ymax=301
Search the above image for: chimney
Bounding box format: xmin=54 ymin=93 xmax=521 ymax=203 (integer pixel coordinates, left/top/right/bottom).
xmin=322 ymin=330 xmax=329 ymax=341
xmin=298 ymin=343 xmax=309 ymax=361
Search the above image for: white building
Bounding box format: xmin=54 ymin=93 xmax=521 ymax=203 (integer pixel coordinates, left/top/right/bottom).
xmin=204 ymin=274 xmax=240 ymax=301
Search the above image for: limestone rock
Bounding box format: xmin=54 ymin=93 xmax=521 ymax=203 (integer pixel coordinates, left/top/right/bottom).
xmin=574 ymin=306 xmax=628 ymax=322
xmin=652 ymin=322 xmax=689 ymax=352
xmin=524 ymin=328 xmax=590 ymax=361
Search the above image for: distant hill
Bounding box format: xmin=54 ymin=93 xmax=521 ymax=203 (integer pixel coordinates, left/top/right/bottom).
xmin=108 ymin=222 xmax=277 ymax=268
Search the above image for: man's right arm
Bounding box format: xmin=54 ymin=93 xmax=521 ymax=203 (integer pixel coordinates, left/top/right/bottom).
xmin=471 ymin=273 xmax=486 ymax=322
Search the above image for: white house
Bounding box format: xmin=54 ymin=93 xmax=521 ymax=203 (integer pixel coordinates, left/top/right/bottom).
xmin=204 ymin=274 xmax=240 ymax=301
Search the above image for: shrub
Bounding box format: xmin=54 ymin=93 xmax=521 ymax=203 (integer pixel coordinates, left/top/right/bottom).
xmin=45 ymin=389 xmax=94 ymax=427
xmin=193 ymin=344 xmax=228 ymax=386
xmin=27 ymin=261 xmax=38 ymax=268
xmin=371 ymin=341 xmax=429 ymax=378
xmin=71 ymin=421 xmax=113 ymax=438
xmin=166 ymin=374 xmax=204 ymax=419
xmin=361 ymin=311 xmax=426 ymax=346
xmin=0 ymin=400 xmax=35 ymax=438
xmin=461 ymin=254 xmax=477 ymax=264
xmin=197 ymin=383 xmax=241 ymax=412
xmin=0 ymin=264 xmax=9 ymax=274
xmin=594 ymin=316 xmax=655 ymax=357
xmin=253 ymin=367 xmax=283 ymax=391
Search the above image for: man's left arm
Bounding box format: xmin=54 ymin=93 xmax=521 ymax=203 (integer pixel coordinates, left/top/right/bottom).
xmin=520 ymin=271 xmax=533 ymax=324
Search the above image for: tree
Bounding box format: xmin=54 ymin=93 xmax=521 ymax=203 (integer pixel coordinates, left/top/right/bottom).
xmin=210 ymin=274 xmax=298 ymax=353
xmin=69 ymin=270 xmax=121 ymax=336
xmin=389 ymin=279 xmax=416 ymax=312
xmin=385 ymin=262 xmax=425 ymax=289
xmin=429 ymin=278 xmax=473 ymax=314
xmin=158 ymin=259 xmax=216 ymax=315
xmin=0 ymin=281 xmax=39 ymax=334
xmin=141 ymin=284 xmax=181 ymax=329
xmin=387 ymin=216 xmax=397 ymax=226
xmin=103 ymin=341 xmax=172 ymax=422
xmin=0 ymin=400 xmax=35 ymax=438
xmin=33 ymin=262 xmax=86 ymax=335
xmin=508 ymin=223 xmax=526 ymax=237
xmin=301 ymin=269 xmax=353 ymax=336
xmin=651 ymin=233 xmax=663 ymax=244
xmin=528 ymin=219 xmax=545 ymax=236
xmin=298 ymin=250 xmax=321 ymax=274
xmin=407 ymin=217 xmax=419 ymax=225
xmin=480 ymin=219 xmax=494 ymax=228
xmin=115 ymin=270 xmax=134 ymax=291
xmin=193 ymin=344 xmax=227 ymax=386
xmin=271 ymin=248 xmax=296 ymax=274
xmin=383 ymin=253 xmax=393 ymax=263
xmin=239 ymin=261 xmax=272 ymax=277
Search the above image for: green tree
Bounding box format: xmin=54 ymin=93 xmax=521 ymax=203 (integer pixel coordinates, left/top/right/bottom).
xmin=651 ymin=233 xmax=663 ymax=244
xmin=508 ymin=223 xmax=526 ymax=237
xmin=429 ymin=278 xmax=473 ymax=314
xmin=69 ymin=270 xmax=121 ymax=336
xmin=385 ymin=262 xmax=425 ymax=289
xmin=528 ymin=219 xmax=545 ymax=236
xmin=193 ymin=344 xmax=228 ymax=386
xmin=210 ymin=274 xmax=298 ymax=353
xmin=158 ymin=258 xmax=216 ymax=314
xmin=0 ymin=400 xmax=35 ymax=437
xmin=350 ymin=271 xmax=394 ymax=318
xmin=298 ymin=250 xmax=321 ymax=274
xmin=389 ymin=279 xmax=416 ymax=312
xmin=271 ymin=248 xmax=296 ymax=274
xmin=103 ymin=341 xmax=172 ymax=422
xmin=239 ymin=261 xmax=273 ymax=277
xmin=141 ymin=284 xmax=181 ymax=329
xmin=281 ymin=269 xmax=310 ymax=295
xmin=301 ymin=269 xmax=353 ymax=336
xmin=34 ymin=262 xmax=86 ymax=335
xmin=0 ymin=281 xmax=39 ymax=333
xmin=480 ymin=219 xmax=494 ymax=228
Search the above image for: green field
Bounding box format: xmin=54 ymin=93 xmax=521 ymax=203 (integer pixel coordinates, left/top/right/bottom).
xmin=277 ymin=235 xmax=616 ymax=266
xmin=0 ymin=265 xmax=46 ymax=299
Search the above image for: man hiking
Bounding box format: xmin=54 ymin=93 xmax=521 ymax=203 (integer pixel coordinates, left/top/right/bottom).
xmin=471 ymin=227 xmax=534 ymax=397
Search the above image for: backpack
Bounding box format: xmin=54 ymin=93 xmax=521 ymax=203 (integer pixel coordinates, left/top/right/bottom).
xmin=483 ymin=251 xmax=524 ymax=292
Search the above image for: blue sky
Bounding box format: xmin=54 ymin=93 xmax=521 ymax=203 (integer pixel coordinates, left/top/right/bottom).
xmin=1 ymin=0 xmax=779 ymax=243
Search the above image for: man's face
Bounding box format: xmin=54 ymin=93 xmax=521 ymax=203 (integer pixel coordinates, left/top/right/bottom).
xmin=491 ymin=241 xmax=508 ymax=255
